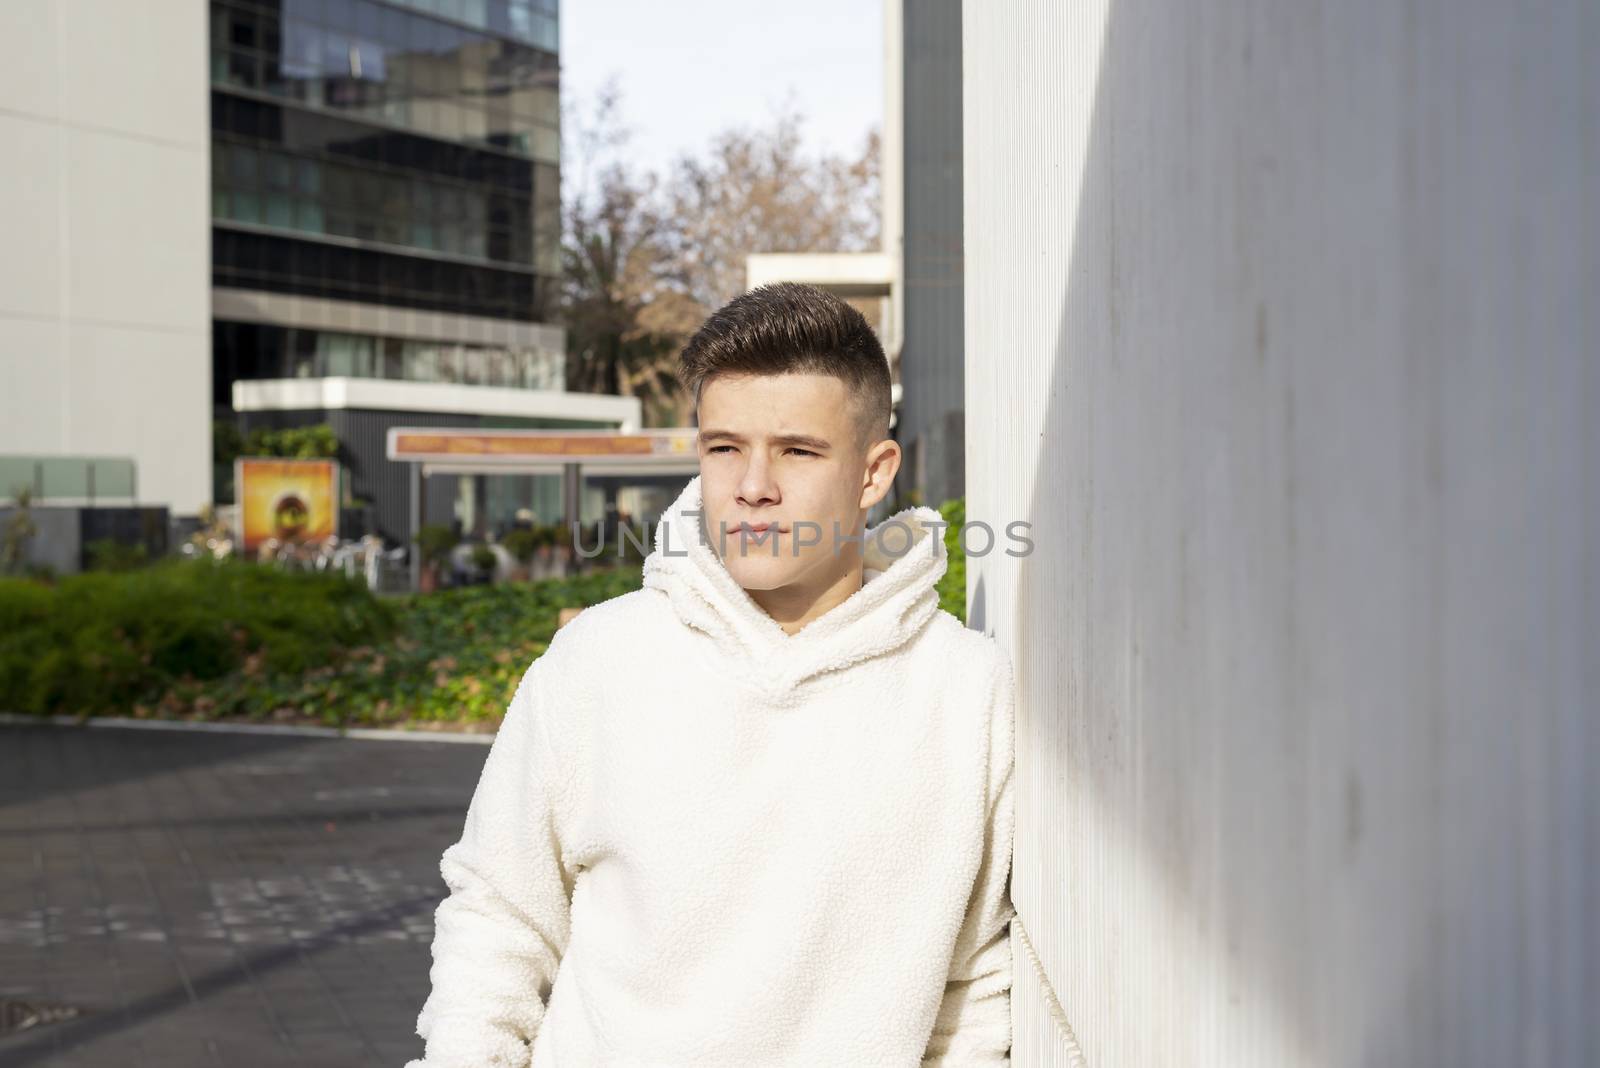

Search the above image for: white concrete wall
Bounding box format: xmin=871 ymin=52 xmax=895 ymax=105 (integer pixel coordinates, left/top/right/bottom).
xmin=963 ymin=2 xmax=1597 ymax=1065
xmin=0 ymin=0 xmax=211 ymax=513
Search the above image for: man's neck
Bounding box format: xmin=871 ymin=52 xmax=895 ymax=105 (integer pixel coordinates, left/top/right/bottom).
xmin=748 ymin=556 xmax=866 ymax=637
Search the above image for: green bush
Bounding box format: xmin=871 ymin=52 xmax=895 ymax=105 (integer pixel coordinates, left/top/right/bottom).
xmin=936 ymin=496 xmax=967 ymax=624
xmin=0 ymin=556 xmax=396 ymax=717
xmin=84 ymin=538 xmax=150 ymax=573
xmin=214 ymin=420 xmax=339 ymax=465
xmin=0 ymin=560 xmax=641 ymax=726
xmin=414 ymin=524 xmax=457 ymax=568
xmin=372 ymin=567 xmax=641 ymax=723
xmin=501 ymin=527 xmax=540 ymax=564
xmin=181 ymin=565 xmax=645 ymax=727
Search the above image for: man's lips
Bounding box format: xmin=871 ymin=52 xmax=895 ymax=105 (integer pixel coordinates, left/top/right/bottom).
xmin=737 ymin=522 xmax=788 ymax=534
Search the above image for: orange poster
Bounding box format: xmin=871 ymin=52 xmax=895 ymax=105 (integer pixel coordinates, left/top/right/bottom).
xmin=235 ymin=458 xmax=339 ymax=553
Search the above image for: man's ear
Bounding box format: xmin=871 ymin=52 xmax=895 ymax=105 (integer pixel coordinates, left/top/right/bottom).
xmin=859 ymin=438 xmax=901 ymax=511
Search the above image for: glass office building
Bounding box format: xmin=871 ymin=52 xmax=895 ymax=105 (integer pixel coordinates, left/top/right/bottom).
xmin=206 ymin=0 xmax=623 ymax=546
xmin=210 ymin=0 xmax=559 ymax=329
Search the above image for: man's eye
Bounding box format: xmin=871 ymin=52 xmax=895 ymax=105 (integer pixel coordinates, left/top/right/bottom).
xmin=706 ymin=444 xmax=814 ymax=456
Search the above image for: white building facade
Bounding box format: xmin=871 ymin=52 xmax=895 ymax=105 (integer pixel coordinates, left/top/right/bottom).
xmin=0 ymin=0 xmax=211 ymax=515
xmin=964 ymin=1 xmax=1597 ymax=1064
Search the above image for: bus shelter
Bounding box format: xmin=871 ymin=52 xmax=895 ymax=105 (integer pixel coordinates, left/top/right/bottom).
xmin=386 ymin=427 xmax=700 ymax=590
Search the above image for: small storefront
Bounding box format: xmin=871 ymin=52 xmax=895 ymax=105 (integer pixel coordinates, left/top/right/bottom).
xmin=385 ymin=427 xmax=700 ymax=589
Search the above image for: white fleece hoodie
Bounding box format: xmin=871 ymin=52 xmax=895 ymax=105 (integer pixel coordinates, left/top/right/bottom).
xmin=407 ymin=474 xmax=1017 ymax=1067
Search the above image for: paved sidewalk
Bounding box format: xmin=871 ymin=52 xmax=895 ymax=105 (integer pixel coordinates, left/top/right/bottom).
xmin=0 ymin=724 xmax=491 ymax=1067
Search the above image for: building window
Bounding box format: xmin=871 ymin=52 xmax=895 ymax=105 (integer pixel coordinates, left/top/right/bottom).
xmin=215 ymin=322 xmax=564 ymax=398
xmin=211 ymin=0 xmax=559 ymax=160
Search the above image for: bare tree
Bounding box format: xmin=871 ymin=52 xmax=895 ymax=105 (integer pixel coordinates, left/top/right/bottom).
xmin=657 ymin=91 xmax=883 ymax=313
xmin=560 ymin=76 xmax=694 ymax=425
xmin=558 ymin=80 xmax=883 ymax=427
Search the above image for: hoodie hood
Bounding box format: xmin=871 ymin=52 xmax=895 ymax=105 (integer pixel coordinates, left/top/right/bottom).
xmin=640 ymin=474 xmax=949 ymax=694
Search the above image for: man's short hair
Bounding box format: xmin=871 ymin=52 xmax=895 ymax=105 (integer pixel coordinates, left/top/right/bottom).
xmin=678 ymin=282 xmax=893 ymax=452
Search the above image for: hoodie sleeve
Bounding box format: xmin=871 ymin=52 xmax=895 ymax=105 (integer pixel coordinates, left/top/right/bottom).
xmin=921 ymin=650 xmax=1019 ymax=1065
xmin=405 ymin=655 xmax=577 ymax=1068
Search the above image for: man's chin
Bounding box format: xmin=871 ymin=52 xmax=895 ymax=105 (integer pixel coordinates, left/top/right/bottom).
xmin=722 ymin=552 xmax=813 ymax=592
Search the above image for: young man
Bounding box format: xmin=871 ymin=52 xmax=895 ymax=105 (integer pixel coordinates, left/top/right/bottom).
xmin=407 ymin=282 xmax=1018 ymax=1067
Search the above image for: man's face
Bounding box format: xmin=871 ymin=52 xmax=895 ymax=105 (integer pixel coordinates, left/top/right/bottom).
xmin=696 ymin=372 xmax=869 ymax=593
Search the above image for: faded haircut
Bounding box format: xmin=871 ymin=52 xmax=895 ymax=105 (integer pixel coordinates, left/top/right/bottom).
xmin=678 ymin=282 xmax=893 ymax=452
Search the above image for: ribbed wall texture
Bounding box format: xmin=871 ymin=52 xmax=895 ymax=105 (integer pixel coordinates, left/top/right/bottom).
xmin=962 ymin=2 xmax=1597 ymax=1065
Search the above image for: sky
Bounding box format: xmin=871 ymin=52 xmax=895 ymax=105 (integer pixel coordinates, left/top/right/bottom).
xmin=558 ymin=0 xmax=884 ymax=184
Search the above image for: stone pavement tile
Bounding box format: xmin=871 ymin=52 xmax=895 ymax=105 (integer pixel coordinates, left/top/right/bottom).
xmin=0 ymin=724 xmax=488 ymax=1068
xmin=130 ymin=1014 xmax=230 ymax=1067
xmin=203 ymin=1037 xmax=304 ymax=1067
xmin=374 ymin=1039 xmax=427 ymax=1065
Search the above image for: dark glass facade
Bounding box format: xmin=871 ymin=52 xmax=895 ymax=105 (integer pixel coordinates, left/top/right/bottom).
xmin=213 ymin=322 xmax=564 ymax=406
xmin=210 ymin=0 xmax=559 ymax=322
xmin=213 ymin=121 xmax=536 ymax=262
xmin=210 ymin=134 xmax=551 ymax=318
xmin=210 ymin=0 xmax=568 ymax=521
xmin=212 ymin=204 xmax=551 ymax=320
xmin=211 ymin=0 xmax=559 ymax=158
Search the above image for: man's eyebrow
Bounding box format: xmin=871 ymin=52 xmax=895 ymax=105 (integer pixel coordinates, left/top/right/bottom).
xmin=698 ymin=429 xmax=833 ymax=451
